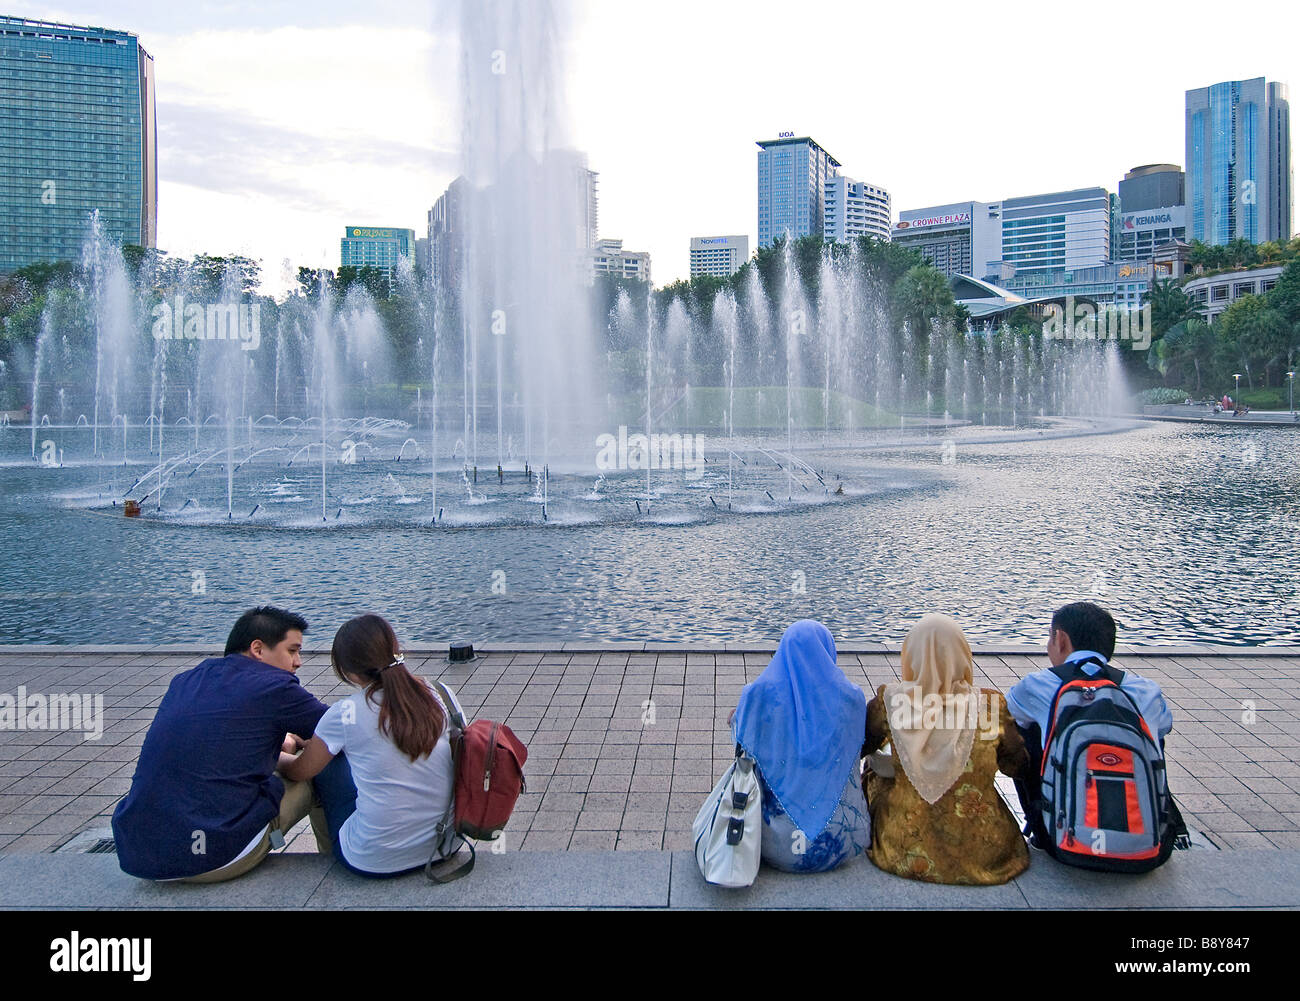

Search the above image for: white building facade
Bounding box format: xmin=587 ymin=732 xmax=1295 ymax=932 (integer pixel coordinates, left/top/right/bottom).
xmin=591 ymin=239 xmax=651 ymax=284
xmin=892 ymin=201 xmax=1003 ymax=280
xmin=1183 ymin=264 xmax=1286 ymax=323
xmin=823 ymin=177 xmax=891 ymax=243
xmin=689 ymin=235 xmax=749 ymax=278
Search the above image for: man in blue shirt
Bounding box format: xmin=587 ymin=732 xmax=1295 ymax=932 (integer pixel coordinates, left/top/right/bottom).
xmin=112 ymin=607 xmax=331 ymax=882
xmin=1006 ymin=601 xmax=1174 ymax=848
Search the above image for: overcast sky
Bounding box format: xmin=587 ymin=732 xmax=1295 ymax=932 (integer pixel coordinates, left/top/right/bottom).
xmin=10 ymin=0 xmax=1297 ymax=295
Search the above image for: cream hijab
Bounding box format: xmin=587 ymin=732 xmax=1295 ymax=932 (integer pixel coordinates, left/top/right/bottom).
xmin=881 ymin=613 xmax=978 ymax=805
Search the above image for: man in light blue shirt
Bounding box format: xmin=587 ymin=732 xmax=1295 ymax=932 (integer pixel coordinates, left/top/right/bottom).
xmin=1006 ymin=602 xmax=1175 ymax=847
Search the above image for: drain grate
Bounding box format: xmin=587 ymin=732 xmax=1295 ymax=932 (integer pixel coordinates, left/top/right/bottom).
xmin=54 ymin=828 xmax=117 ymax=855
xmin=84 ymin=838 xmax=117 ymax=854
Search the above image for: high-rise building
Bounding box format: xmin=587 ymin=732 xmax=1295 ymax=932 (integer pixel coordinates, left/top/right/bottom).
xmin=892 ymin=201 xmax=1003 ymax=280
xmin=896 ymin=188 xmax=1112 ymax=285
xmin=429 ymin=176 xmax=471 ymax=293
xmin=0 ymin=16 xmax=157 ymax=273
xmin=823 ymin=176 xmax=891 ymax=243
xmin=999 ymin=187 xmax=1111 ymax=277
xmin=590 ymin=239 xmax=650 ymax=284
xmin=339 ymin=226 xmax=416 ymax=288
xmin=1115 ymin=164 xmax=1186 ymax=264
xmin=1186 ymin=78 xmax=1291 ymax=245
xmin=689 ymin=235 xmax=748 ymax=278
xmin=756 ymin=135 xmax=840 ymax=248
xmin=428 ymin=152 xmax=597 ymax=294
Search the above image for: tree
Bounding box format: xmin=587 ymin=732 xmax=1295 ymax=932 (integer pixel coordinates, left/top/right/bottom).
xmin=1214 ymin=294 xmax=1289 ymax=389
xmin=893 ymin=264 xmax=960 ymax=395
xmin=893 ymin=264 xmax=958 ymax=339
xmin=1149 ymin=317 xmax=1214 ymax=392
xmin=335 ymin=266 xmax=391 ymax=300
xmin=1257 ymin=241 xmax=1283 ymax=265
xmin=189 ymin=255 xmax=261 ymax=297
xmin=297 ymin=267 xmax=335 ymax=301
xmin=1146 ymin=278 xmax=1196 ymax=338
xmin=1267 ymin=260 xmax=1300 ymax=326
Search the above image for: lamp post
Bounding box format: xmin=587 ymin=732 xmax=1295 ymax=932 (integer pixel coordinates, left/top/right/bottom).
xmin=1288 ymin=371 xmax=1296 ymax=416
xmin=1233 ymin=373 xmax=1242 ymax=407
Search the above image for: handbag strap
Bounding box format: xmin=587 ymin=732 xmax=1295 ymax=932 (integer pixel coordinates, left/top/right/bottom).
xmin=425 ymin=835 xmax=475 ymax=883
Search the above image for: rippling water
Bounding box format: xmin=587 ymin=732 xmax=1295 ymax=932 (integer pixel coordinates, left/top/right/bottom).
xmin=1 ymin=422 xmax=1296 ymax=646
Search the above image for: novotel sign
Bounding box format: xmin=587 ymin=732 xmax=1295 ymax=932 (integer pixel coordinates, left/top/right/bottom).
xmin=895 ymin=212 xmax=971 ymax=231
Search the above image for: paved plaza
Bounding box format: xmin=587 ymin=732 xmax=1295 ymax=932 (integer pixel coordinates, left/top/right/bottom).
xmin=1 ymin=642 xmax=1298 ymax=858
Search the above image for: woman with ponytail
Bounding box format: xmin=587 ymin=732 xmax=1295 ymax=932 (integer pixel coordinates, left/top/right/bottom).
xmin=280 ymin=614 xmax=462 ymax=877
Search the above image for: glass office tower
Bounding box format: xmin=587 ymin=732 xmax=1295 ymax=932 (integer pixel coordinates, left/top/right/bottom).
xmin=340 ymin=226 xmax=417 ymax=289
xmin=1186 ymin=78 xmax=1291 ymax=246
xmin=756 ymin=136 xmax=840 ymax=249
xmin=0 ymin=16 xmax=157 ymax=273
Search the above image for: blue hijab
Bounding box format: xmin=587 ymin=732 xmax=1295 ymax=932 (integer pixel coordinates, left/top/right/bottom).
xmin=733 ymin=620 xmax=866 ymax=838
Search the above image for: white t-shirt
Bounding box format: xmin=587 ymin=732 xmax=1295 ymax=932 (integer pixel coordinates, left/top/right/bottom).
xmin=314 ymin=681 xmax=459 ymax=874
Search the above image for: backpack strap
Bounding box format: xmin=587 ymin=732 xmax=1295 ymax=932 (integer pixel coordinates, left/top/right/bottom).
xmin=1049 ymin=655 xmax=1124 ymax=686
xmin=425 ymin=835 xmax=475 ymax=884
xmin=431 ymin=679 xmax=468 ymax=731
xmin=425 ymin=678 xmax=474 ymax=884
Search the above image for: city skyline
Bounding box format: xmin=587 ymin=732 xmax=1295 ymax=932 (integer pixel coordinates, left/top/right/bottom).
xmin=2 ymin=0 xmax=1295 ymax=295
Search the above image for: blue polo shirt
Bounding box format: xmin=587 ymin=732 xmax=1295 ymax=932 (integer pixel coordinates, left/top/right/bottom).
xmin=1006 ymin=649 xmax=1173 ymax=750
xmin=112 ymin=654 xmax=327 ymax=880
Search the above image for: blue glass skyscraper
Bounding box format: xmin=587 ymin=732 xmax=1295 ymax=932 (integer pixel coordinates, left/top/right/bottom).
xmin=0 ymin=16 xmax=157 ymax=273
xmin=1186 ymin=78 xmax=1291 ymax=246
xmin=756 ymin=135 xmax=840 ymax=249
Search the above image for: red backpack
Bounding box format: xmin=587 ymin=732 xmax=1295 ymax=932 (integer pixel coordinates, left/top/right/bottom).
xmin=426 ymin=681 xmax=528 ymax=882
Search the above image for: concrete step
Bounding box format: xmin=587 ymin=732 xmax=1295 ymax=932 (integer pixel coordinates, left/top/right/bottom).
xmin=1 ymin=848 xmax=1295 ymax=910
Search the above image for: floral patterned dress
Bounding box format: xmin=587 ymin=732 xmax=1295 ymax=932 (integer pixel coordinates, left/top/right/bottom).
xmin=862 ymin=686 xmax=1030 ymax=885
xmin=756 ymin=768 xmax=871 ymax=873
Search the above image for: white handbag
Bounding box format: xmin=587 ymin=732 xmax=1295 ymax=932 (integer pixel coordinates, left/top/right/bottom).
xmin=693 ymin=747 xmax=762 ymax=888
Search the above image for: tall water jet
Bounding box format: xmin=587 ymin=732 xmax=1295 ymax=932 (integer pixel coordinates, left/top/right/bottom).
xmin=644 ymin=285 xmax=653 ymax=503
xmin=30 ymin=310 xmax=53 ymax=459
xmin=455 ymin=0 xmax=603 ymax=480
xmin=81 ymin=211 xmax=133 ymax=458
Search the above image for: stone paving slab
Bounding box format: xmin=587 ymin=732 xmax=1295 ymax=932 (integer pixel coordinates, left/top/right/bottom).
xmin=0 ymin=852 xmax=336 ymax=909
xmin=665 ymin=851 xmax=1030 ymax=909
xmin=0 ymin=648 xmax=1298 ymax=857
xmin=1010 ymin=845 xmax=1300 ymax=910
xmin=0 ymin=850 xmax=1293 ymax=910
xmin=4 ymin=643 xmax=1297 ymax=656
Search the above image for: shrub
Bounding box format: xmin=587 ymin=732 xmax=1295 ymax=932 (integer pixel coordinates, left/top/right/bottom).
xmin=1240 ymin=387 xmax=1284 ymax=410
xmin=1136 ymin=387 xmax=1191 ymax=405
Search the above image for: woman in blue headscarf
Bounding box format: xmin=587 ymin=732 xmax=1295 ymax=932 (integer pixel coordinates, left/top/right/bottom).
xmin=731 ymin=620 xmax=870 ymax=873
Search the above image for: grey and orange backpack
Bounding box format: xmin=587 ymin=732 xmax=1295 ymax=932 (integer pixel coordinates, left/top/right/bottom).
xmin=1035 ymin=657 xmax=1185 ymax=873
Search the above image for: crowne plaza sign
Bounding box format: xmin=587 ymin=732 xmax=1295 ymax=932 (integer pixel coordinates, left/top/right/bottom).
xmin=895 ymin=211 xmax=971 ymax=231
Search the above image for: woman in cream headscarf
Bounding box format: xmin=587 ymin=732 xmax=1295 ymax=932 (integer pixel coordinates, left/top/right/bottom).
xmin=862 ymin=613 xmax=1030 ymax=884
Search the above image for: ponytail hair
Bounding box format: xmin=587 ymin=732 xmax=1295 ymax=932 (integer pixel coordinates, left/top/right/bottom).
xmin=330 ymin=614 xmax=444 ymax=761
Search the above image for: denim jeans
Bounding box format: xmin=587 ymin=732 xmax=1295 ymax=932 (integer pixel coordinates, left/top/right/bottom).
xmin=311 ymin=751 xmax=424 ymax=879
